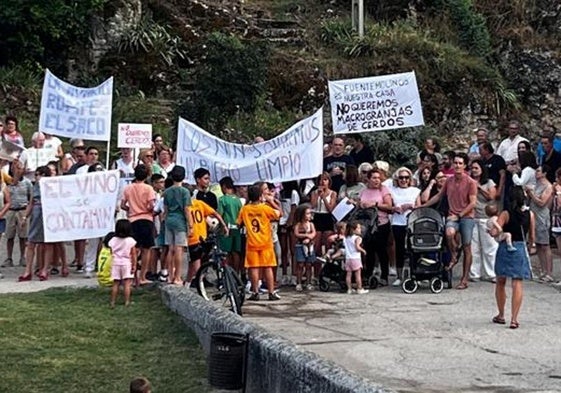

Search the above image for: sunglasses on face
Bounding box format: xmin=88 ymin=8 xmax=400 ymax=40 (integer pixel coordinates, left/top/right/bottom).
xmin=398 ymin=176 xmax=410 ymax=180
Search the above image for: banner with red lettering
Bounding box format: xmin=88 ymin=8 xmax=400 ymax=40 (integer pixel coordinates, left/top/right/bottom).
xmin=117 ymin=123 xmax=152 ymax=148
xmin=40 ymin=170 xmax=120 ymax=242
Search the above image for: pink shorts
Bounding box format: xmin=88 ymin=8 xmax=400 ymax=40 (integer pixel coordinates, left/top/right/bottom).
xmin=111 ymin=264 xmax=134 ymax=281
xmin=345 ymin=258 xmax=363 ymax=272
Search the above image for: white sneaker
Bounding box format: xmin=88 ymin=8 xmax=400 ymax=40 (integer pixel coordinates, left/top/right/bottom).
xmin=356 ymin=288 xmax=369 ymax=294
xmin=290 ymin=276 xmax=298 ymax=286
xmin=346 ymin=289 xmax=353 ymax=294
xmin=389 ymin=267 xmax=397 ymax=276
xmin=391 ymin=278 xmax=402 ymax=287
xmin=306 ymin=284 xmax=314 ymax=291
xmin=295 ymin=284 xmax=303 ymax=292
xmin=280 ymin=275 xmax=290 ymax=286
xmin=84 ymin=272 xmax=94 ymax=279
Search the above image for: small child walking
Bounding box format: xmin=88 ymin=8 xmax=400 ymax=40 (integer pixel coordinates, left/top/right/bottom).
xmin=108 ymin=219 xmax=138 ymax=307
xmin=293 ymin=203 xmax=317 ymax=291
xmin=344 ymin=221 xmax=369 ymax=294
xmin=485 ymin=204 xmax=517 ymax=251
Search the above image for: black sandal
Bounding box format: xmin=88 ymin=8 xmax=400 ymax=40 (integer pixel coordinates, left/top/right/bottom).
xmin=492 ymin=315 xmax=506 ymax=324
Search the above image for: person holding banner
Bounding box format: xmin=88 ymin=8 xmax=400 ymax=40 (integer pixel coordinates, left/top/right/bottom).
xmin=121 ymin=164 xmax=157 ymax=286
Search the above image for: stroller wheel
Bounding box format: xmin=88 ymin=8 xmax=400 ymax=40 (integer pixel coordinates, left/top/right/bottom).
xmin=430 ymin=277 xmax=444 ymax=294
xmin=319 ymin=276 xmax=330 ymax=292
xmin=402 ymin=278 xmax=418 ymax=294
xmin=368 ymin=276 xmax=378 ymax=289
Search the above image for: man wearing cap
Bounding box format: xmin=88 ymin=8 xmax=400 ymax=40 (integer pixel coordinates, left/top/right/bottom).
xmin=323 ymin=137 xmax=355 ymax=193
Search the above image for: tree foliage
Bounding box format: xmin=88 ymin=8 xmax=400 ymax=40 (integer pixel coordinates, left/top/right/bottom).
xmin=177 ymin=33 xmax=269 ymax=131
xmin=0 ymin=0 xmax=107 ymax=71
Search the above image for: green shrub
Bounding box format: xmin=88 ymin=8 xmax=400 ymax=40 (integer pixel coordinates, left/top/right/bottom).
xmin=0 ymin=0 xmax=108 ymax=71
xmin=177 ymin=33 xmax=269 ymax=131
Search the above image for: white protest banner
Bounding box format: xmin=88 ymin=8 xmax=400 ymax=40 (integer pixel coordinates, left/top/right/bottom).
xmin=118 ymin=123 xmax=152 ymax=148
xmin=177 ymin=108 xmax=324 ymax=185
xmin=40 ymin=170 xmax=120 ymax=242
xmin=328 ymin=71 xmax=424 ymax=134
xmin=38 ymin=69 xmax=113 ymax=141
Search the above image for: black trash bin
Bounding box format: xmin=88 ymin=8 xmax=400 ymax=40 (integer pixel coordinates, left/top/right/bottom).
xmin=209 ymin=332 xmax=248 ymax=390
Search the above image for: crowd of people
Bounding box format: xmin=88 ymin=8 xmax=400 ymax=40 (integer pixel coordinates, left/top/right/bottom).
xmin=1 ymin=115 xmax=559 ymax=327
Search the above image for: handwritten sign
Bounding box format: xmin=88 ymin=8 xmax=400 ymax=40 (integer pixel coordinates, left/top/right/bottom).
xmin=38 ymin=69 xmax=113 ymax=141
xmin=176 ymin=108 xmax=324 ymax=185
xmin=40 ymin=170 xmax=120 ymax=242
xmin=24 ymin=147 xmax=58 ymax=172
xmin=328 ymin=71 xmax=424 ymax=134
xmin=117 ymin=123 xmax=152 ymax=148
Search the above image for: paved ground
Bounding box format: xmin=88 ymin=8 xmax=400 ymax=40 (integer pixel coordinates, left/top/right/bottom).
xmin=2 ymin=239 xmax=561 ymax=393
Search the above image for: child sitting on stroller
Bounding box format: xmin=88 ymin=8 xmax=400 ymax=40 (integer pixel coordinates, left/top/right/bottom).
xmin=318 ymin=221 xmax=346 ymax=262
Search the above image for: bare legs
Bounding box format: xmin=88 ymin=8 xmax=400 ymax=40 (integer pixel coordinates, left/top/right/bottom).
xmin=494 ymin=276 xmax=523 ymax=326
xmin=536 ymin=244 xmax=553 ymax=278
xmin=111 ymin=278 xmax=132 ymax=307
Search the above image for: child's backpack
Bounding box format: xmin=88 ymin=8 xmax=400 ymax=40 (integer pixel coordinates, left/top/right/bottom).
xmin=97 ymin=246 xmax=113 ymax=287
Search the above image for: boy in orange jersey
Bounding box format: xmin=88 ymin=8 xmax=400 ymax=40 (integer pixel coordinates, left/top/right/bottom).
xmin=185 ymin=199 xmax=228 ymax=285
xmin=237 ymin=183 xmax=282 ymax=301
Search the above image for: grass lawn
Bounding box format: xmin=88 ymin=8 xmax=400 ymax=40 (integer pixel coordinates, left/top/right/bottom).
xmin=0 ymin=287 xmax=212 ymax=393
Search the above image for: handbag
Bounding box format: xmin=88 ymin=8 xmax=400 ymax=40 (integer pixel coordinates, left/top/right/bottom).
xmin=0 ymin=218 xmax=6 ymax=234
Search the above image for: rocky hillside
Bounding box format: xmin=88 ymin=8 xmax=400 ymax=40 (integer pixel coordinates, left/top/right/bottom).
xmin=1 ymin=0 xmax=560 ymax=152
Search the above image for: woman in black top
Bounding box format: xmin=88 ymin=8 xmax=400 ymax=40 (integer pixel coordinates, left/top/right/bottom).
xmin=491 ymin=186 xmax=535 ymax=329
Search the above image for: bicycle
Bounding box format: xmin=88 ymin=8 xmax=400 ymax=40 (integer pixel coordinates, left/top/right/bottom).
xmin=193 ymin=233 xmax=245 ymax=316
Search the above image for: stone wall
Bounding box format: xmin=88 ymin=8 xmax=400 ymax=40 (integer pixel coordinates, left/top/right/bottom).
xmin=160 ymin=285 xmax=393 ymax=393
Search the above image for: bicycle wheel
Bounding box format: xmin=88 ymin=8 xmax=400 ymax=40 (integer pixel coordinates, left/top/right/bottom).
xmin=224 ymin=266 xmax=243 ymax=316
xmin=195 ymin=262 xmax=227 ymax=305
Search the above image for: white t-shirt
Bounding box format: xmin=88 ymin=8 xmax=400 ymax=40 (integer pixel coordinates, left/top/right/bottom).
xmin=391 ymin=186 xmax=420 ymax=226
xmin=496 ymin=135 xmax=528 ymax=163
xmin=279 ymin=190 xmax=300 ymax=225
xmin=344 ymin=234 xmax=361 ymax=260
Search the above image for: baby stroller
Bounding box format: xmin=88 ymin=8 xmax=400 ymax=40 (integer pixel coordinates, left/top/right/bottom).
xmin=349 ymin=206 xmax=379 ymax=289
xmin=402 ymin=207 xmax=449 ymax=294
xmin=317 ymin=252 xmax=347 ymax=292
xmin=318 ymin=207 xmax=379 ymax=291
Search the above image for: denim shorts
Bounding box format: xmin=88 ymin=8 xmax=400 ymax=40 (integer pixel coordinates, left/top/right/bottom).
xmin=445 ymin=217 xmax=475 ymax=245
xmin=295 ymin=244 xmax=315 ymax=263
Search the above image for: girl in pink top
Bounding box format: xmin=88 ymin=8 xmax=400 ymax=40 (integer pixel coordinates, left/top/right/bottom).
xmin=108 ymin=219 xmax=137 ymax=307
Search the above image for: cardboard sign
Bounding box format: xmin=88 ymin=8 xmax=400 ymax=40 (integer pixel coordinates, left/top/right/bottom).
xmin=117 ymin=123 xmax=152 ymax=148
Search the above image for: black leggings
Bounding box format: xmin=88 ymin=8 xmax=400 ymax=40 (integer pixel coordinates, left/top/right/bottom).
xmin=363 ymin=222 xmax=390 ymax=280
